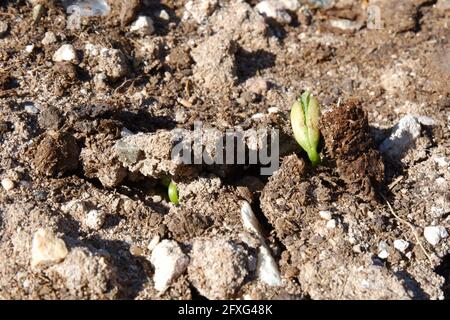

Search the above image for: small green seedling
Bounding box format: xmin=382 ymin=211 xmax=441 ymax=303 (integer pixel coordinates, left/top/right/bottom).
xmin=168 ymin=181 xmax=179 ymax=206
xmin=290 ymin=91 xmax=321 ymax=166
xmin=160 ymin=178 xmax=179 ymax=205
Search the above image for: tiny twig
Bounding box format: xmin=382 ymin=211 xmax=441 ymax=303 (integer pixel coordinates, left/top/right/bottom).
xmin=388 ymin=175 xmax=404 ymax=190
xmin=381 ymin=194 xmax=433 ymax=265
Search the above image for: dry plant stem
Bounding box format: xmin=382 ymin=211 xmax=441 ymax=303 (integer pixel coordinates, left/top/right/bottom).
xmin=382 ymin=194 xmax=433 ymax=265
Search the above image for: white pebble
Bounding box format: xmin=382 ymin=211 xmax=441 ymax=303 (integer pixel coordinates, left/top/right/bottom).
xmin=379 ymin=115 xmax=422 ymax=161
xmin=25 ymin=44 xmax=34 ymax=53
xmin=393 ymin=239 xmax=409 ymax=252
xmin=267 ymin=107 xmax=279 ymax=114
xmin=319 ymin=210 xmax=332 ymax=221
xmin=84 ymin=209 xmax=106 ymax=230
xmin=53 ymin=44 xmax=77 ymax=62
xmin=251 ymin=113 xmax=266 ymax=120
xmin=378 ymin=250 xmax=389 ymax=259
xmin=150 ymin=240 xmax=189 ymax=293
xmin=158 ymin=10 xmax=170 ymax=21
xmin=256 ymin=245 xmax=282 ymax=286
xmin=24 ymin=103 xmax=39 ymax=114
xmin=31 ymin=228 xmax=68 ymax=268
xmin=326 ymin=219 xmax=336 ymax=229
xmin=255 ymin=0 xmax=292 ymax=24
xmin=424 ymin=226 xmax=448 ymax=246
xmin=147 ymin=235 xmax=161 ymax=252
xmin=1 ymin=178 xmax=15 ymax=191
xmin=240 ymin=201 xmax=263 ymax=237
xmin=42 ymin=31 xmax=57 ymax=45
xmin=241 ymin=201 xmax=281 ymax=286
xmin=130 ymin=16 xmax=155 ymax=35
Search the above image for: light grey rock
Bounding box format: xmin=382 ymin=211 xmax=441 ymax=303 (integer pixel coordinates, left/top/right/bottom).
xmin=53 ymin=44 xmax=77 ymax=63
xmin=424 ymin=226 xmax=448 ymax=246
xmin=379 ymin=115 xmax=422 ymax=161
xmin=150 ymin=240 xmax=189 ymax=293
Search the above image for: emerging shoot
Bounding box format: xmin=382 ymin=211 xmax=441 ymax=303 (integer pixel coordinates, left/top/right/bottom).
xmin=168 ymin=181 xmax=179 ymax=206
xmin=160 ymin=178 xmax=179 ymax=205
xmin=290 ymin=91 xmax=321 ymax=166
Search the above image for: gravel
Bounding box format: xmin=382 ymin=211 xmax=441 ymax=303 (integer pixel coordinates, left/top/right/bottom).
xmin=31 ymin=228 xmax=68 ymax=268
xmin=1 ymin=178 xmax=15 ymax=191
xmin=394 ymin=239 xmax=410 ymax=252
xmin=130 ymin=16 xmax=155 ymax=35
xmin=53 ymin=44 xmax=77 ymax=63
xmin=150 ymin=240 xmax=189 ymax=293
xmin=424 ymin=226 xmax=448 ymax=246
xmin=379 ymin=115 xmax=422 ymax=161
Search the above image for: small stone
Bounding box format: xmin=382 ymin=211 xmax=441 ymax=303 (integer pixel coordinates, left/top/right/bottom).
xmin=329 ymin=19 xmax=363 ymax=31
xmin=24 ymin=103 xmax=39 ymax=114
xmin=257 ymin=245 xmax=282 ymax=286
xmin=268 ymin=107 xmax=279 ymax=114
xmin=251 ymin=113 xmax=265 ymax=120
xmin=424 ymin=226 xmax=448 ymax=246
xmin=241 ymin=200 xmax=263 ymax=237
xmin=0 ymin=21 xmax=8 ymax=37
xmin=150 ymin=240 xmax=189 ymax=293
xmin=1 ymin=178 xmax=15 ymax=191
xmin=42 ymin=31 xmax=57 ymax=45
xmin=148 ymin=235 xmax=161 ymax=252
xmin=53 ymin=44 xmax=77 ymax=63
xmin=151 ymin=195 xmax=162 ymax=203
xmin=394 ymin=239 xmax=409 ymax=253
xmin=280 ymin=0 xmax=300 ymax=11
xmin=84 ymin=209 xmax=106 ymax=230
xmin=319 ymin=210 xmax=332 ymax=220
xmin=130 ymin=16 xmax=155 ymax=35
xmin=158 ymin=9 xmax=170 ymax=21
xmin=378 ymin=250 xmax=389 ymax=259
xmin=31 ymin=228 xmax=68 ymax=268
xmin=25 ymin=44 xmax=35 ymax=53
xmin=379 ymin=115 xmax=422 ymax=161
xmin=255 ymin=0 xmax=292 ymax=24
xmin=326 ymin=219 xmax=336 ymax=229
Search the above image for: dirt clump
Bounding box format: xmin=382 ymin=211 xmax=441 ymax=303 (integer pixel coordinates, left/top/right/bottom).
xmin=188 ymin=237 xmax=249 ymax=299
xmin=48 ymin=247 xmax=119 ymax=299
xmin=320 ymin=102 xmax=385 ymax=201
xmin=191 ymin=33 xmax=237 ymax=92
xmin=32 ymin=130 xmax=80 ymax=178
xmin=80 ymin=120 xmax=128 ymax=188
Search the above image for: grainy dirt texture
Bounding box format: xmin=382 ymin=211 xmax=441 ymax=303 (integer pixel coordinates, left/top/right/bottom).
xmin=0 ymin=0 xmax=449 ymax=300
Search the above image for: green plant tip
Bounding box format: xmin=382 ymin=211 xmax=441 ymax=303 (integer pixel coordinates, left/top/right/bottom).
xmin=168 ymin=181 xmax=179 ymax=205
xmin=290 ymin=91 xmax=321 ymax=166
